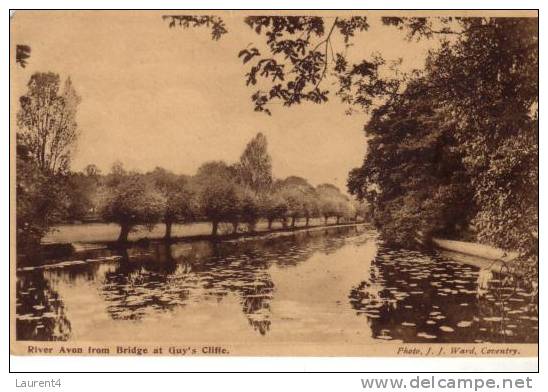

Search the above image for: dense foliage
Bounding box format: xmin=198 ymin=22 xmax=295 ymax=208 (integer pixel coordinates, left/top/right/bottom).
xmin=16 ymin=140 xmax=69 ymax=254
xmin=426 ymin=18 xmax=538 ymax=277
xmin=348 ymin=18 xmax=538 ymax=284
xmin=347 ymin=78 xmax=474 ymax=246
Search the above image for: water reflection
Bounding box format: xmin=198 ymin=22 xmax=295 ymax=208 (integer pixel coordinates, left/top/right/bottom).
xmin=100 ymin=243 xmax=277 ymax=335
xmin=349 ymin=245 xmax=538 ymax=343
xmin=16 ymin=271 xmax=71 ymax=340
xmin=17 ymin=226 xmax=363 ymax=341
xmin=16 ymin=226 xmax=538 ymax=344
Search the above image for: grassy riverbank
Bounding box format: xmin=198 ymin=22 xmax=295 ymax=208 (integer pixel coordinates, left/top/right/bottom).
xmin=30 ymin=220 xmax=368 ymax=266
xmin=42 ymin=219 xmax=367 ymax=246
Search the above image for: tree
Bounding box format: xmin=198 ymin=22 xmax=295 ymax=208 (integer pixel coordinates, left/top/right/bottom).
xmin=347 ymin=78 xmax=474 ymax=246
xmin=65 ymin=171 xmax=100 ymax=221
xmin=163 ymin=15 xmax=228 ymax=41
xmin=105 ymin=161 xmax=127 ymax=188
xmin=235 ymin=132 xmax=273 ymax=194
xmin=147 ymin=167 xmax=195 ymax=240
xmin=335 ymin=195 xmax=353 ymax=224
xmin=164 ymin=15 xmax=391 ymax=115
xmin=346 ymin=17 xmax=538 ymax=281
xmin=239 ymin=188 xmax=261 ymax=232
xmin=16 ymin=72 xmax=81 ymax=252
xmin=194 ymin=161 xmax=241 ymax=236
xmin=259 ymin=193 xmax=288 ymax=229
xmin=16 ymin=44 xmax=31 ymax=68
xmin=100 ymin=174 xmax=165 ymax=242
xmin=16 ymin=139 xmax=68 ymax=253
xmin=351 ymin=200 xmax=370 ymax=221
xmin=316 ymin=183 xmax=347 ymax=224
xmin=277 ymin=176 xmax=316 ymax=227
xmin=423 ymin=18 xmax=538 ymax=278
xmin=84 ymin=164 xmax=101 ymax=177
xmin=303 ymin=193 xmax=320 ymax=227
xmin=17 ymin=72 xmax=81 ymax=175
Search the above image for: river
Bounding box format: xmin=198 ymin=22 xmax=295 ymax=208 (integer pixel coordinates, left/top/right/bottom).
xmin=16 ymin=225 xmax=538 ymax=344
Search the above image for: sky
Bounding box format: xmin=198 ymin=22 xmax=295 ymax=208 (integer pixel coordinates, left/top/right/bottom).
xmin=10 ymin=11 xmax=437 ymax=191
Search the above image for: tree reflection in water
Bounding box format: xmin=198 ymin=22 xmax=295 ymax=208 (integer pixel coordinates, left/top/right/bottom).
xmin=17 ymin=225 xmax=536 ymax=343
xmin=349 ymin=245 xmax=538 ymax=343
xmin=16 ymin=271 xmax=72 ymax=340
xmin=98 ymin=227 xmax=360 ymax=336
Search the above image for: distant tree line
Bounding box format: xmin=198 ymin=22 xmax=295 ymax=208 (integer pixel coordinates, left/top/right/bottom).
xmin=68 ymin=132 xmax=367 ymax=242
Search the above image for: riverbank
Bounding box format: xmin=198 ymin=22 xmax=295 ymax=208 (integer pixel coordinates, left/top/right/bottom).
xmin=21 ymin=222 xmax=369 ymax=270
xmin=38 ymin=220 xmax=368 ymax=260
xmin=42 ymin=218 xmax=360 ymax=245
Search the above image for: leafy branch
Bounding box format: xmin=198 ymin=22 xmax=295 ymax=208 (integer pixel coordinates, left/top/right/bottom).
xmin=163 ymin=15 xmax=228 ymax=41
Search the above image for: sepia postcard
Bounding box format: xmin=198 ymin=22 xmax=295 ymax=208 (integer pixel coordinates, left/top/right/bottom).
xmin=9 ymin=10 xmax=538 ymax=358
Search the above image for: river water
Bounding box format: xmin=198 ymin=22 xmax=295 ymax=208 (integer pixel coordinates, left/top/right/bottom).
xmin=16 ymin=225 xmax=538 ymax=344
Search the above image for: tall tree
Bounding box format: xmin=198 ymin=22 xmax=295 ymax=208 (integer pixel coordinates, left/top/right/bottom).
xmin=347 ymin=78 xmax=474 ymax=246
xmin=348 ymin=17 xmax=538 ymax=281
xmin=236 ymin=132 xmax=273 ymax=194
xmin=425 ymin=18 xmax=538 ymax=274
xmin=16 ymin=72 xmax=81 ymax=252
xmin=17 ymin=73 xmax=80 ymax=175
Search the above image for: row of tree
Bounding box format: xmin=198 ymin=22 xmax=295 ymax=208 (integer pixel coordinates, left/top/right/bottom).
xmin=67 ymin=133 xmax=367 ymax=242
xmin=15 ymin=73 xmax=367 ymax=251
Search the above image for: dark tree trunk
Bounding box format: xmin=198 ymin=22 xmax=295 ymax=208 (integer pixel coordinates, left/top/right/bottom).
xmin=211 ymin=221 xmax=219 ymax=236
xmin=164 ymin=221 xmax=173 ymax=240
xmin=267 ymin=218 xmax=273 ymax=230
xmin=282 ymin=218 xmax=288 ymax=229
xmin=232 ymin=221 xmax=238 ymax=234
xmin=305 ymin=216 xmax=310 ymax=227
xmin=336 ymin=216 xmax=341 ymax=224
xmin=118 ymin=223 xmax=131 ymax=243
xmin=291 ymin=216 xmax=296 ymax=227
xmin=324 ymin=216 xmax=328 ymax=225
